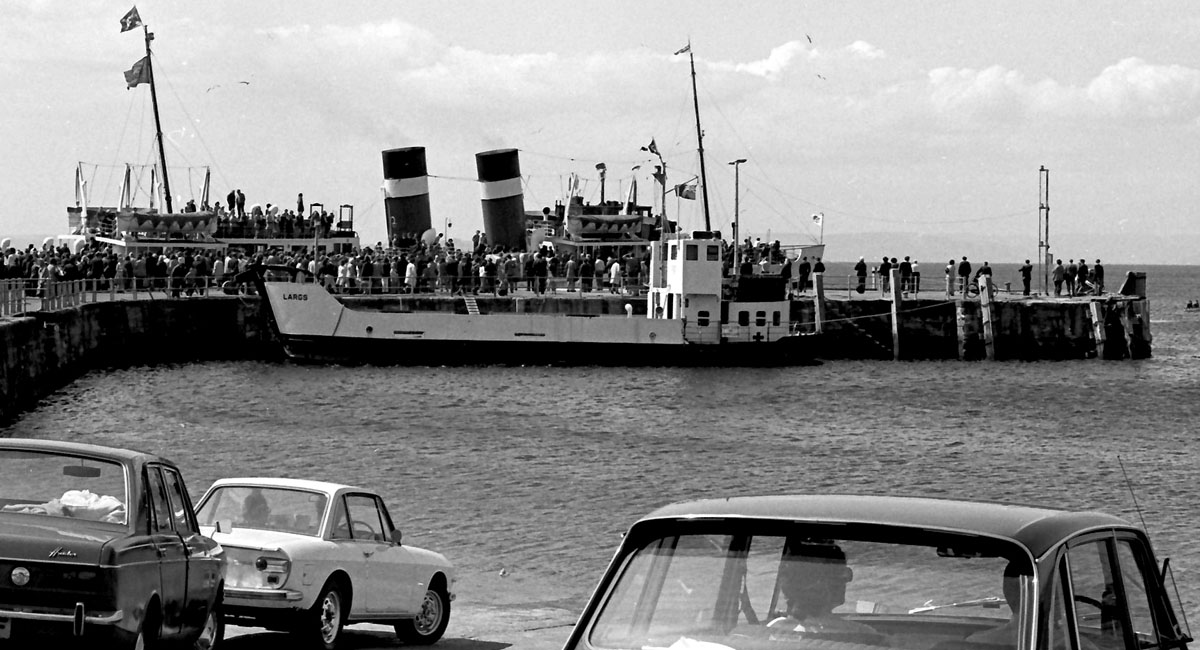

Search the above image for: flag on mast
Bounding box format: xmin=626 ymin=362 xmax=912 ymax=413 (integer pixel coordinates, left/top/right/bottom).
xmin=124 ymin=56 xmax=150 ymax=89
xmin=674 ymin=44 xmax=691 ymax=55
xmin=675 ymin=183 xmax=697 ymax=200
xmin=812 ymin=212 xmax=823 ymax=226
xmin=119 ymin=6 xmax=143 ymax=33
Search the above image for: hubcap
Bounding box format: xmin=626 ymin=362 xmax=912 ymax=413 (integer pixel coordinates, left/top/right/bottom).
xmin=197 ymin=608 xmax=219 ymax=649
xmin=319 ymin=591 xmax=341 ymax=644
xmin=415 ymin=590 xmax=442 ymax=635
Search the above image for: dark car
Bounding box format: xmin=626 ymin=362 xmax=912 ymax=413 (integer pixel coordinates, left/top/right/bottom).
xmin=0 ymin=439 xmax=224 ymax=648
xmin=564 ymin=494 xmax=1192 ymax=650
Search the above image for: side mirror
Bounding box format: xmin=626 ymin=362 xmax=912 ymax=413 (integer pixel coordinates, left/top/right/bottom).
xmin=390 ymin=529 xmax=402 ymax=546
xmin=214 ymin=519 xmax=234 ymax=534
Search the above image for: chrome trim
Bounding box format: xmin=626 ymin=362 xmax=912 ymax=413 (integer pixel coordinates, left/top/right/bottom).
xmin=0 ymin=606 xmax=123 ymax=626
xmin=225 ymin=586 xmax=304 ymax=602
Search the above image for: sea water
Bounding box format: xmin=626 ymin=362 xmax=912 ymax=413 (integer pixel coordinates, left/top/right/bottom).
xmin=3 ymin=264 xmax=1199 ymax=619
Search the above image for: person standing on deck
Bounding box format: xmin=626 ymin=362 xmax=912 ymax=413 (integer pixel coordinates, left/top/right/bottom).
xmin=236 ymin=189 xmax=246 ymax=219
xmin=565 ymin=255 xmax=578 ymax=292
xmin=796 ymin=257 xmax=811 ymax=295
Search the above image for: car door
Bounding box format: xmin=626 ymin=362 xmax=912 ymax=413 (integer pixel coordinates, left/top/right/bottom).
xmin=1061 ymin=533 xmax=1186 ymax=650
xmin=366 ymin=496 xmax=421 ymax=614
xmin=327 ymin=494 xmax=378 ymax=616
xmin=343 ymin=493 xmax=415 ymax=615
xmin=145 ymin=464 xmax=188 ymax=638
xmin=160 ymin=466 xmax=221 ymax=636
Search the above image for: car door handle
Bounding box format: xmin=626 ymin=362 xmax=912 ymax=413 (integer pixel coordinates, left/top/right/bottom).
xmin=362 ymin=549 xmax=375 ymax=558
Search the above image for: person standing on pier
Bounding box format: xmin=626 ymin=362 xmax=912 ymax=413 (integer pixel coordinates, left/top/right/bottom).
xmin=1076 ymin=259 xmax=1089 ymax=295
xmin=1052 ymin=260 xmax=1064 ymax=296
xmin=854 ymin=257 xmax=868 ymax=294
xmin=236 ymin=189 xmax=246 ymax=219
xmin=1065 ymin=259 xmax=1078 ymax=296
xmin=957 ymin=257 xmax=971 ymax=295
xmin=1093 ymin=260 xmax=1105 ymax=294
xmin=899 ymin=256 xmax=913 ymax=293
xmin=1019 ymin=260 xmax=1033 ymax=296
xmin=879 ymin=256 xmax=892 ymax=295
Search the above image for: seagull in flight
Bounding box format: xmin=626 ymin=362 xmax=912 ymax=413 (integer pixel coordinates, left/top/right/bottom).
xmin=806 ymin=34 xmax=812 ymax=44
xmin=816 ymin=74 xmax=826 ymax=80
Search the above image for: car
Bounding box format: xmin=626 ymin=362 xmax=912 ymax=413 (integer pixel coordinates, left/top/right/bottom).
xmin=194 ymin=477 xmax=454 ymax=649
xmin=0 ymin=438 xmax=225 ymax=648
xmin=562 ymin=494 xmax=1193 ymax=650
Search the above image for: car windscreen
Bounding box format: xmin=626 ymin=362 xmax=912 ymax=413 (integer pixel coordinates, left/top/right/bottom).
xmin=582 ymin=522 xmax=1034 ymax=650
xmin=0 ymin=449 xmax=128 ymax=525
xmin=197 ymin=485 xmax=327 ymax=536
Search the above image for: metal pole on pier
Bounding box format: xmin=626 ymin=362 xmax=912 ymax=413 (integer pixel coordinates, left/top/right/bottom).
xmin=729 ymin=158 xmax=746 ymax=272
xmin=1039 ymin=166 xmax=1050 ymax=295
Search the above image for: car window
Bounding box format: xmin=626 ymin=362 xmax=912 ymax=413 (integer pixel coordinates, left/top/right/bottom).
xmin=1115 ymin=539 xmax=1159 ymax=647
xmin=197 ymin=486 xmax=327 ymax=536
xmin=145 ymin=466 xmax=174 ymax=533
xmin=331 ymin=496 xmax=352 ymax=540
xmin=1067 ymin=538 xmax=1126 ymax=650
xmin=346 ymin=494 xmax=385 ymax=542
xmin=0 ymin=449 xmax=127 ymax=525
xmin=160 ymin=467 xmax=197 ymax=535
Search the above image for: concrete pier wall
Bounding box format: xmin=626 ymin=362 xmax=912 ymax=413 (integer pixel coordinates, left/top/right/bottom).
xmin=0 ymin=298 xmax=269 ymax=424
xmin=1 ymin=291 xmax=1149 ymax=424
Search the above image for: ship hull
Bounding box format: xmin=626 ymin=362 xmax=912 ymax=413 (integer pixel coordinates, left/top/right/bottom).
xmin=274 ymin=331 xmax=819 ymax=367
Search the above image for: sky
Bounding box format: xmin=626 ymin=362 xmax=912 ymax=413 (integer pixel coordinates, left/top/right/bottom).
xmin=2 ymin=0 xmax=1199 ymax=263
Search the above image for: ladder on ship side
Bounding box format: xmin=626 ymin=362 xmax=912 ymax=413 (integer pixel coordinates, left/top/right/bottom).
xmin=463 ymin=296 xmax=480 ymax=315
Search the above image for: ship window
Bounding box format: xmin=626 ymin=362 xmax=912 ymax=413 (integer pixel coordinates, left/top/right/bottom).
xmin=773 ymin=311 xmax=782 ymax=326
xmin=738 ymin=311 xmax=749 ymax=326
xmin=670 ymin=244 xmax=678 ymax=260
xmin=706 ymin=245 xmax=719 ymax=261
xmin=697 ymin=311 xmax=710 ymax=327
xmin=686 ymin=244 xmax=699 ymax=260
xmin=756 ymin=311 xmax=767 ymax=326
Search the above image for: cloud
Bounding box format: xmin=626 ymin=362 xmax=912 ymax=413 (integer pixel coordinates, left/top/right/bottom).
xmin=1086 ymin=57 xmax=1200 ymax=121
xmin=924 ymin=58 xmax=1200 ymax=125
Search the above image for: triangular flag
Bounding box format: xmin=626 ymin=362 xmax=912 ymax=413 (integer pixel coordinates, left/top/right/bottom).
xmin=120 ymin=6 xmax=143 ymax=33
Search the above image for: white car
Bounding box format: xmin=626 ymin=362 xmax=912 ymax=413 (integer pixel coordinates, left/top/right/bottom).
xmin=195 ymin=478 xmax=454 ymax=649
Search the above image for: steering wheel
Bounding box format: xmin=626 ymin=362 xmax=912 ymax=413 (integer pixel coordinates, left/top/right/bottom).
xmin=352 ymin=520 xmax=377 ymax=540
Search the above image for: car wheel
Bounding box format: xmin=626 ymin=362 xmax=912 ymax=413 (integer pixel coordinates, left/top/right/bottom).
xmin=191 ymin=595 xmax=225 ymax=650
xmin=131 ymin=604 xmax=160 ymax=650
xmin=299 ymin=581 xmax=345 ymax=650
xmin=395 ymin=586 xmax=450 ymax=645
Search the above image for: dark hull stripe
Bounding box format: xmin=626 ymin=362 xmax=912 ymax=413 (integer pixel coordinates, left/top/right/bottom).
xmin=276 ymin=334 xmax=820 ymax=367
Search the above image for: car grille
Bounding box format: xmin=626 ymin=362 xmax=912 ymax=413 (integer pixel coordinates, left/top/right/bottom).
xmin=0 ymin=560 xmax=113 ymax=612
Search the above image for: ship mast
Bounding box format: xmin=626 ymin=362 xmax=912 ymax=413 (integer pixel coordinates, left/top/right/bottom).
xmin=143 ymin=24 xmax=172 ymax=214
xmin=686 ymin=45 xmax=712 ymax=232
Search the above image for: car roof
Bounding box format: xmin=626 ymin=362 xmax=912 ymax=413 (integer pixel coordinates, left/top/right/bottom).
xmin=207 ymin=477 xmax=364 ymax=495
xmin=0 ymin=437 xmax=172 ymax=466
xmin=639 ymin=494 xmax=1136 ymax=558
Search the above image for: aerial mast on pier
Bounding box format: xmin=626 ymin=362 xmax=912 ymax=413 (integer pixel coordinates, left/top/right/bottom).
xmin=1038 ymin=166 xmax=1050 ymax=295
xmin=682 ymin=43 xmax=712 ymax=232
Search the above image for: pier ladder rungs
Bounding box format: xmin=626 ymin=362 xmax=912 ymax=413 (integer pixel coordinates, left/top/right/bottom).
xmin=463 ymin=296 xmax=480 ymax=315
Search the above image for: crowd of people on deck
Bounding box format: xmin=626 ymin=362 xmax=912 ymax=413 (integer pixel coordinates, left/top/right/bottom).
xmin=2 ymin=226 xmax=1109 ymax=303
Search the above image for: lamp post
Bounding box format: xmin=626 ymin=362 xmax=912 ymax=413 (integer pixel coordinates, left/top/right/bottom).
xmin=729 ymin=158 xmax=746 ymax=272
